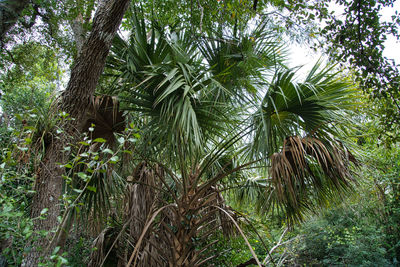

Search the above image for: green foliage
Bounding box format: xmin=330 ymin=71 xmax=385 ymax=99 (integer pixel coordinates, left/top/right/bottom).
xmin=0 ymin=209 xmax=28 ymax=265
xmin=0 ymin=42 xmax=60 ymax=133
xmin=131 ymin=0 xmax=258 ymax=34
xmin=0 ymin=0 xmax=97 ymax=61
xmin=60 ymin=124 xmax=139 ymax=226
xmin=0 ymin=124 xmax=42 ymax=266
xmin=0 ymin=42 xmax=60 ymax=83
xmin=0 ymin=179 xmax=34 ymax=266
xmin=207 ymin=234 xmax=267 ymax=267
xmin=64 ymin=236 xmax=92 ymax=266
xmin=359 ymin=133 xmax=400 ymax=263
xmin=321 ymin=0 xmax=400 ymax=138
xmin=287 ymin=205 xmax=391 ymax=266
xmin=0 ymin=103 xmax=139 ymax=266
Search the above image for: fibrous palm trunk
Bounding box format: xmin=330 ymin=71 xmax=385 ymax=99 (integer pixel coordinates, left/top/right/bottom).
xmin=169 ymin=186 xmax=235 ymax=266
xmin=23 ymin=1 xmax=130 ymax=265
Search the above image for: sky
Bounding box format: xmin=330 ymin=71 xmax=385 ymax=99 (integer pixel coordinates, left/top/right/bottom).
xmin=382 ymin=2 xmax=400 ymax=62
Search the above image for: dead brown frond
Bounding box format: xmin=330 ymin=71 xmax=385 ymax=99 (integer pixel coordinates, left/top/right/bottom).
xmin=205 ymin=186 xmax=237 ymax=238
xmin=269 ymin=136 xmax=357 ymax=223
xmin=124 ymin=162 xmax=170 ymax=267
xmin=88 ymin=227 xmax=125 ymax=267
xmin=126 ymin=162 xmax=159 ymax=240
xmin=83 ymin=95 xmax=125 ymax=144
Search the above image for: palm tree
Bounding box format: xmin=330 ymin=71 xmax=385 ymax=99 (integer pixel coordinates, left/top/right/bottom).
xmin=86 ymin=11 xmax=358 ymax=266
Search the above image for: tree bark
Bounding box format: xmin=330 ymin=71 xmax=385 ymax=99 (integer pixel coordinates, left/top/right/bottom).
xmin=70 ymin=13 xmax=86 ymax=55
xmin=0 ymin=0 xmax=30 ymax=43
xmin=22 ymin=0 xmax=130 ymax=266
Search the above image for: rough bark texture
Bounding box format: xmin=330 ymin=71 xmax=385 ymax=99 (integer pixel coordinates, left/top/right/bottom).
xmin=70 ymin=13 xmax=86 ymax=55
xmin=23 ymin=0 xmax=131 ymax=266
xmin=0 ymin=0 xmax=29 ymax=43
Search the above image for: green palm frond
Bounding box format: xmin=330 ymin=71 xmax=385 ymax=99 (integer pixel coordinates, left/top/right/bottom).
xmin=229 ymin=63 xmax=360 ymax=224
xmin=249 ymin=62 xmax=357 ymax=157
xmin=107 ymin=14 xmax=238 ymax=160
xmin=81 ymin=169 xmax=125 ymax=223
xmin=234 ymin=176 xmax=268 ymax=208
xmin=198 ymin=20 xmax=285 ymax=103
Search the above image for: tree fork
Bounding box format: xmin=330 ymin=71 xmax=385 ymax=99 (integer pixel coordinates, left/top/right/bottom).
xmin=22 ymin=0 xmax=131 ymax=266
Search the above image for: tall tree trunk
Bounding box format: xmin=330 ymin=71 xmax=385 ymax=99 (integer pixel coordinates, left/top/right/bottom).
xmin=22 ymin=0 xmax=130 ymax=266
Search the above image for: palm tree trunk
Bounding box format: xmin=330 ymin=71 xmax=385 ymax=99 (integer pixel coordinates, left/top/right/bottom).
xmin=22 ymin=1 xmax=130 ymax=266
xmin=172 ymin=212 xmax=198 ymax=266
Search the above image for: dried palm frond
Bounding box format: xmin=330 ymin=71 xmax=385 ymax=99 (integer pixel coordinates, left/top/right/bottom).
xmin=88 ymin=227 xmax=125 ymax=267
xmin=83 ymin=95 xmax=125 ymax=144
xmin=202 ymin=186 xmax=237 ymax=238
xmin=125 ymin=162 xmax=159 ymax=240
xmin=120 ymin=163 xmax=248 ymax=267
xmin=124 ymin=162 xmax=169 ymax=267
xmin=268 ymin=135 xmax=357 ymax=224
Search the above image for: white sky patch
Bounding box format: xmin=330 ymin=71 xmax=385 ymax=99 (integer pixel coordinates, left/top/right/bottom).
xmin=287 ymin=43 xmax=325 ymax=79
xmin=381 ymin=2 xmax=400 ymax=62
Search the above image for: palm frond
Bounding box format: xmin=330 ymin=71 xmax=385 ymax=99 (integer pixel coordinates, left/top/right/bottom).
xmin=106 ymin=13 xmax=238 ymax=161
xmin=248 ymin=62 xmax=357 ymax=158
xmin=198 ymin=21 xmax=285 ymax=104
xmin=268 ymin=136 xmax=357 ymax=224
xmin=83 ymin=95 xmax=125 ymax=144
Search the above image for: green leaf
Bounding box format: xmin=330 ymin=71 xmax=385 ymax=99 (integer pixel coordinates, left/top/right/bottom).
xmin=102 ymin=148 xmax=113 ymax=154
xmin=63 ymin=163 xmax=73 ymax=168
xmin=40 ymin=208 xmax=48 ymax=215
xmin=109 ymin=156 xmax=119 ymax=163
xmin=52 ymin=246 xmax=61 ymax=255
xmin=93 ymin=138 xmax=107 ymax=143
xmin=17 ymin=146 xmax=28 ymax=151
xmin=79 ymin=141 xmax=90 ymax=146
xmin=87 ymin=186 xmax=97 ymax=192
xmin=77 ymin=172 xmax=89 ymax=181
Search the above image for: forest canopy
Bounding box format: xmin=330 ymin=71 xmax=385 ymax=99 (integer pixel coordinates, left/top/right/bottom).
xmin=0 ymin=0 xmax=399 ymax=266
